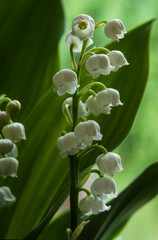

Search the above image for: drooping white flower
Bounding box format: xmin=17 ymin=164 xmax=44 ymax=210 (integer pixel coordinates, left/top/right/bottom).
xmin=74 ymin=120 xmax=103 ymax=149
xmin=0 ymin=186 xmax=16 ymax=208
xmin=65 ymin=31 xmax=93 ymax=53
xmin=0 ymin=157 xmax=19 ymax=178
xmin=0 ymin=111 xmax=10 ymax=127
xmin=104 ymin=19 xmax=127 ymax=41
xmin=96 ymin=88 xmax=123 ymax=108
xmin=96 ymin=152 xmax=123 ymax=176
xmin=86 ymin=95 xmax=111 ymax=117
xmin=2 ymin=122 xmax=26 ymax=142
xmin=72 ymin=14 xmax=95 ymax=40
xmin=85 ymin=54 xmax=114 ymax=78
xmin=57 ymin=132 xmax=79 ymax=158
xmin=107 ymin=50 xmax=129 ymax=71
xmin=0 ymin=139 xmax=13 ymax=155
xmin=7 ymin=143 xmax=18 ymax=158
xmin=91 ymin=177 xmax=117 ymax=199
xmin=79 ymin=195 xmax=110 ymax=216
xmin=53 ymin=69 xmax=79 ymax=96
xmin=62 ymin=97 xmax=88 ymax=118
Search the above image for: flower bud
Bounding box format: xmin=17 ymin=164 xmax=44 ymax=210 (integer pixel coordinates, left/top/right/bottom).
xmin=104 ymin=19 xmax=127 ymax=41
xmin=62 ymin=97 xmax=88 ymax=118
xmin=0 ymin=111 xmax=10 ymax=127
xmin=74 ymin=120 xmax=103 ymax=149
xmin=0 ymin=186 xmax=16 ymax=208
xmin=91 ymin=177 xmax=117 ymax=199
xmin=53 ymin=69 xmax=79 ymax=96
xmin=0 ymin=157 xmax=19 ymax=178
xmin=6 ymin=100 xmax=21 ymax=114
xmin=2 ymin=122 xmax=26 ymax=142
xmin=57 ymin=132 xmax=79 ymax=158
xmin=72 ymin=14 xmax=95 ymax=40
xmin=96 ymin=152 xmax=123 ymax=176
xmin=85 ymin=54 xmax=114 ymax=78
xmin=0 ymin=139 xmax=13 ymax=155
xmin=79 ymin=195 xmax=110 ymax=216
xmin=107 ymin=50 xmax=129 ymax=71
xmin=65 ymin=31 xmax=93 ymax=53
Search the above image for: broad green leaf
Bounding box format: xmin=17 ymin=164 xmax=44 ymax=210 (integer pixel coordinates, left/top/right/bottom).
xmin=22 ymin=20 xmax=153 ymax=240
xmin=38 ymin=162 xmax=158 ymax=240
xmin=0 ymin=0 xmax=64 ymax=119
xmin=0 ymin=0 xmax=64 ymax=239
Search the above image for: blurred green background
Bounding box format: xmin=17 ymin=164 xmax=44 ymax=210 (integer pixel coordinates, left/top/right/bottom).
xmin=60 ymin=0 xmax=158 ymax=239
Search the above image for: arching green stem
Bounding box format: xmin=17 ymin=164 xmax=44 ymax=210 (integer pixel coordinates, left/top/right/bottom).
xmin=78 ymin=82 xmax=106 ymax=97
xmin=70 ymin=43 xmax=77 ymax=72
xmin=91 ymin=47 xmax=110 ymax=54
xmin=95 ymin=20 xmax=108 ymax=29
xmin=79 ymin=188 xmax=91 ymax=196
xmin=0 ymin=97 xmax=12 ymax=105
xmin=91 ymin=169 xmax=104 ymax=178
xmin=64 ymin=104 xmax=73 ymax=127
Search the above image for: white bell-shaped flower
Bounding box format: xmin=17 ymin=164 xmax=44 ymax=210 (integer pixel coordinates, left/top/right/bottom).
xmin=0 ymin=157 xmax=18 ymax=178
xmin=0 ymin=111 xmax=10 ymax=127
xmin=86 ymin=95 xmax=111 ymax=117
xmin=2 ymin=122 xmax=26 ymax=142
xmin=91 ymin=177 xmax=117 ymax=199
xmin=104 ymin=19 xmax=127 ymax=41
xmin=57 ymin=132 xmax=79 ymax=158
xmin=7 ymin=143 xmax=18 ymax=158
xmin=0 ymin=186 xmax=16 ymax=208
xmin=96 ymin=88 xmax=123 ymax=108
xmin=107 ymin=50 xmax=129 ymax=71
xmin=0 ymin=139 xmax=13 ymax=155
xmin=96 ymin=152 xmax=123 ymax=176
xmin=53 ymin=69 xmax=79 ymax=96
xmin=85 ymin=54 xmax=114 ymax=78
xmin=74 ymin=120 xmax=103 ymax=149
xmin=72 ymin=14 xmax=95 ymax=40
xmin=62 ymin=97 xmax=88 ymax=118
xmin=65 ymin=31 xmax=93 ymax=53
xmin=79 ymin=195 xmax=110 ymax=216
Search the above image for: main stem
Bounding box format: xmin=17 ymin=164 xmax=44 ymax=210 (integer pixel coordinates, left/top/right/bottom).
xmin=69 ymin=155 xmax=79 ymax=232
xmin=69 ymin=39 xmax=88 ymax=232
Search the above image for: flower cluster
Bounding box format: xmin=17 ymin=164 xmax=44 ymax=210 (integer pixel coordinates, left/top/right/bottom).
xmin=53 ymin=14 xmax=128 ymax=220
xmin=0 ymin=95 xmax=26 ymax=208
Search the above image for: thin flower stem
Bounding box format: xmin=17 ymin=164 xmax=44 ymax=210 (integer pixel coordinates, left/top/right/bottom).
xmin=0 ymin=97 xmax=12 ymax=105
xmin=91 ymin=169 xmax=104 ymax=178
xmin=79 ymin=188 xmax=91 ymax=196
xmin=64 ymin=104 xmax=73 ymax=127
xmin=78 ymin=82 xmax=106 ymax=97
xmin=91 ymin=47 xmax=110 ymax=54
xmin=70 ymin=43 xmax=77 ymax=72
xmin=78 ymin=144 xmax=108 ymax=159
xmin=95 ymin=20 xmax=108 ymax=29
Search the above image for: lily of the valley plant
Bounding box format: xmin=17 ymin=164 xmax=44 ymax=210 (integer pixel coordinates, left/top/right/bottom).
xmin=53 ymin=14 xmax=129 ymax=238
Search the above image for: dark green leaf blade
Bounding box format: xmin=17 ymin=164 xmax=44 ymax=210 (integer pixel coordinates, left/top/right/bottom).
xmin=0 ymin=0 xmax=64 ymax=118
